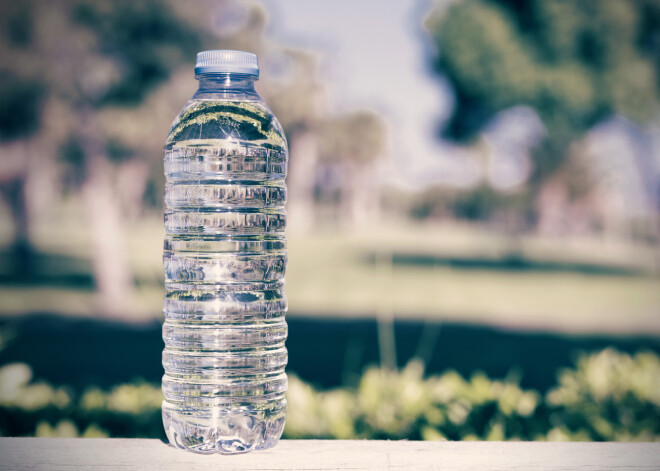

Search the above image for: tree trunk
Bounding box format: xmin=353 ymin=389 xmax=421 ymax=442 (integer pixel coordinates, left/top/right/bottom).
xmin=80 ymin=117 xmax=135 ymax=320
xmin=286 ymin=131 xmax=319 ymax=234
xmin=0 ymin=141 xmax=35 ymax=276
xmin=1 ymin=175 xmax=32 ymax=274
xmin=342 ymin=162 xmax=380 ymax=229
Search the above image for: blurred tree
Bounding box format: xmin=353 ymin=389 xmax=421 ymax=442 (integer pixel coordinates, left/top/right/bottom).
xmin=320 ymin=111 xmax=388 ymax=167
xmin=0 ymin=0 xmax=209 ymax=315
xmin=0 ymin=4 xmax=47 ymax=273
xmin=0 ymin=0 xmax=385 ymax=317
xmin=0 ymin=0 xmax=335 ymax=314
xmin=318 ymin=110 xmax=388 ymax=225
xmin=258 ymin=48 xmax=326 ymax=233
xmin=0 ymin=0 xmax=205 ymax=316
xmin=425 ymin=0 xmax=660 ymax=200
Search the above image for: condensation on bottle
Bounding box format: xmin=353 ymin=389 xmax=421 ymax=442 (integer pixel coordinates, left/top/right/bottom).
xmin=161 ymin=50 xmax=288 ymax=454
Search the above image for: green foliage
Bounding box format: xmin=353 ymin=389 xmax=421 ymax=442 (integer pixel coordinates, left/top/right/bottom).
xmin=0 ymin=70 xmax=45 ymax=142
xmin=1 ymin=2 xmax=34 ymax=48
xmin=286 ymin=361 xmax=543 ymax=441
xmin=546 ymin=348 xmax=660 ymax=441
xmin=0 ymin=363 xmax=70 ymax=411
xmin=1 ymin=0 xmax=203 ymax=109
xmin=105 ymin=139 xmax=135 ymax=164
xmin=35 ymin=420 xmax=108 ymax=438
xmin=287 ymin=349 xmax=660 ymax=441
xmin=426 ymin=0 xmax=660 ymax=139
xmin=1 ymin=348 xmax=658 ymax=441
xmin=0 ymin=364 xmax=163 ymax=439
xmin=72 ymin=0 xmax=202 ymax=106
xmin=80 ymin=383 xmax=162 ymax=415
xmin=425 ymin=0 xmax=660 ymax=183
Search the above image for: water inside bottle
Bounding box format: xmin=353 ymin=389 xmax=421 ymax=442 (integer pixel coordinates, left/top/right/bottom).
xmin=162 ymin=97 xmax=288 ymax=454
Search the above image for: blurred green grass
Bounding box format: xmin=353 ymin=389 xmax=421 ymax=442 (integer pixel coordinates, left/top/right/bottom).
xmin=286 ymin=224 xmax=660 ymax=334
xmin=0 ymin=204 xmax=658 ymax=333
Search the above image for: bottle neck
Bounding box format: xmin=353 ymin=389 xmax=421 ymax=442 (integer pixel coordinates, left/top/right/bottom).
xmin=194 ymin=73 xmax=259 ymax=100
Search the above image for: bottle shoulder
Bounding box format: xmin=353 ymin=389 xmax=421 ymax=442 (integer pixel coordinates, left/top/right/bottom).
xmin=165 ymin=98 xmax=287 ymax=153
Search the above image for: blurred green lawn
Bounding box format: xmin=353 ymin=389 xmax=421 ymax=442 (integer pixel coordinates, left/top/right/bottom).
xmin=0 ymin=203 xmax=658 ymax=334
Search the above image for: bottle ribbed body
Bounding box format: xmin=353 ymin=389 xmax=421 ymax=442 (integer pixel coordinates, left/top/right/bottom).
xmin=162 ymin=90 xmax=288 ymax=454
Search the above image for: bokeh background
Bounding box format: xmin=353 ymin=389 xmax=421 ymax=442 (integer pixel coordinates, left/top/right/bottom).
xmin=1 ymin=0 xmax=660 ymax=441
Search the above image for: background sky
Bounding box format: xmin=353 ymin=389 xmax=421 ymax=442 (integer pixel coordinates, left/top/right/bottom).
xmin=262 ymin=0 xmax=483 ymax=189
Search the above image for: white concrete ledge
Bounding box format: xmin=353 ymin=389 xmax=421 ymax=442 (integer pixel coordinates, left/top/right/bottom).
xmin=1 ymin=438 xmax=659 ymax=470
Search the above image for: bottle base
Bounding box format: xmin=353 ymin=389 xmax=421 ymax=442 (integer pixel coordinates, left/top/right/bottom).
xmin=162 ymin=400 xmax=286 ymax=454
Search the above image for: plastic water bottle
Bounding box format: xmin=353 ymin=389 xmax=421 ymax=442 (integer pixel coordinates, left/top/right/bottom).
xmin=161 ymin=50 xmax=288 ymax=454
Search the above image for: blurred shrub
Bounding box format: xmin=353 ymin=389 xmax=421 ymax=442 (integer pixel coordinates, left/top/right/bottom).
xmin=286 ymin=350 xmax=659 ymax=441
xmin=0 ymin=349 xmax=658 ymax=441
xmin=545 ymin=348 xmax=660 ymax=441
xmin=0 ymin=363 xmax=162 ymax=439
xmin=80 ymin=382 xmax=162 ymax=415
xmin=286 ymin=361 xmax=543 ymax=441
xmin=35 ymin=420 xmax=108 ymax=438
xmin=0 ymin=363 xmax=70 ymax=410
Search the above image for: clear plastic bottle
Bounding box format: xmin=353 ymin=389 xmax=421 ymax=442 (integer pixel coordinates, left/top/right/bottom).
xmin=161 ymin=50 xmax=288 ymax=454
